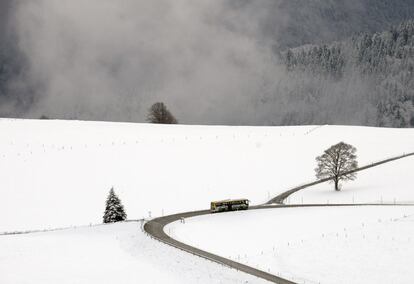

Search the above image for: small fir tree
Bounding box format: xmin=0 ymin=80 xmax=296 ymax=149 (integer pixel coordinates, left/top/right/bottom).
xmin=103 ymin=188 xmax=127 ymax=223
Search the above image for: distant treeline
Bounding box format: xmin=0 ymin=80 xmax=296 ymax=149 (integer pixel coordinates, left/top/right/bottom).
xmin=1 ymin=12 xmax=414 ymax=127
xmin=0 ymin=41 xmax=32 ymax=117
xmin=281 ymin=20 xmax=414 ymax=127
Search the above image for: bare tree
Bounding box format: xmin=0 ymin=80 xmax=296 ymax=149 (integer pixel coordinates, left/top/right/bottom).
xmin=315 ymin=142 xmax=358 ymax=191
xmin=146 ymin=102 xmax=178 ymax=124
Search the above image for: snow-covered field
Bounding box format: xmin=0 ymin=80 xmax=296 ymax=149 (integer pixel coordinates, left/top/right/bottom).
xmin=168 ymin=206 xmax=414 ymax=284
xmin=0 ymin=222 xmax=268 ymax=284
xmin=290 ymin=155 xmax=414 ymax=205
xmin=1 ymin=118 xmax=414 ymax=232
xmin=2 ymin=118 xmax=414 ymax=284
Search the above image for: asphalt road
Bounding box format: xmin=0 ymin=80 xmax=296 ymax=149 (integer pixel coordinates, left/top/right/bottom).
xmin=144 ymin=152 xmax=414 ymax=284
xmin=144 ymin=203 xmax=414 ymax=284
xmin=144 ymin=207 xmax=296 ymax=284
xmin=267 ymin=152 xmax=414 ymax=204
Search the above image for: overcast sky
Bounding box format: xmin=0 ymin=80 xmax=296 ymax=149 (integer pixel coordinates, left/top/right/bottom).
xmin=2 ymin=0 xmax=412 ymax=125
xmin=8 ymin=0 xmax=283 ymax=124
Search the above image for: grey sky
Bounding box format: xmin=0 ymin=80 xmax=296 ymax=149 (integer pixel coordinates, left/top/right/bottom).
xmin=11 ymin=0 xmax=282 ymax=124
xmin=2 ymin=0 xmax=413 ymax=124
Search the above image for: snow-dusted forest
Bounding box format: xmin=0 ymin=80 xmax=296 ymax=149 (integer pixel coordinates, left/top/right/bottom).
xmin=0 ymin=0 xmax=414 ymax=126
xmin=280 ymin=20 xmax=414 ymax=127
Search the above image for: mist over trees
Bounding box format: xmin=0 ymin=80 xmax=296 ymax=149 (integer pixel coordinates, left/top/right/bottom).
xmin=262 ymin=0 xmax=414 ymax=49
xmin=0 ymin=40 xmax=33 ymax=118
xmin=279 ymin=20 xmax=414 ymax=127
xmin=0 ymin=0 xmax=414 ymax=127
xmin=0 ymin=0 xmax=25 ymax=115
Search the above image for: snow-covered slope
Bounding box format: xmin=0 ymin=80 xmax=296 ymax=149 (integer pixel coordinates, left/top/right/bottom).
xmin=168 ymin=206 xmax=414 ymax=284
xmin=2 ymin=118 xmax=414 ymax=284
xmin=1 ymin=119 xmax=414 ymax=232
xmin=0 ymin=222 xmax=268 ymax=284
xmin=289 ymin=155 xmax=414 ymax=204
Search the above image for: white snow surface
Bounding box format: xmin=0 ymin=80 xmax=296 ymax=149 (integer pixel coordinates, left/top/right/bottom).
xmin=1 ymin=118 xmax=414 ymax=232
xmin=0 ymin=222 xmax=269 ymax=284
xmin=289 ymin=155 xmax=414 ymax=205
xmin=168 ymin=206 xmax=414 ymax=284
xmin=2 ymin=119 xmax=414 ymax=284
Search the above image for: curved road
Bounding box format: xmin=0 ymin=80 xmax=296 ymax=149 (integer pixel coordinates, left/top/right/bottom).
xmin=144 ymin=153 xmax=414 ymax=284
xmin=144 ymin=207 xmax=295 ymax=283
xmin=267 ymin=152 xmax=414 ymax=205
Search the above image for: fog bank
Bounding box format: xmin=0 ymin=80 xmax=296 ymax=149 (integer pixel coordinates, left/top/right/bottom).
xmin=3 ymin=0 xmax=414 ymax=125
xmin=14 ymin=0 xmax=283 ymax=124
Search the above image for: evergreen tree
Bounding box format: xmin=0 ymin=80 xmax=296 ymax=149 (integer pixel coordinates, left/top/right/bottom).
xmin=103 ymin=188 xmax=127 ymax=223
xmin=280 ymin=19 xmax=414 ymax=127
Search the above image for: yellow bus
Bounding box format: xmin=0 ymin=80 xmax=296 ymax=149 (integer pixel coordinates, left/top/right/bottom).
xmin=210 ymin=199 xmax=249 ymax=213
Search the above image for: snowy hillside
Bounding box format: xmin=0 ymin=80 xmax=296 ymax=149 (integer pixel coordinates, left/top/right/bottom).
xmin=290 ymin=155 xmax=414 ymax=204
xmin=168 ymin=206 xmax=414 ymax=284
xmin=0 ymin=222 xmax=268 ymax=284
xmin=1 ymin=118 xmax=414 ymax=232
